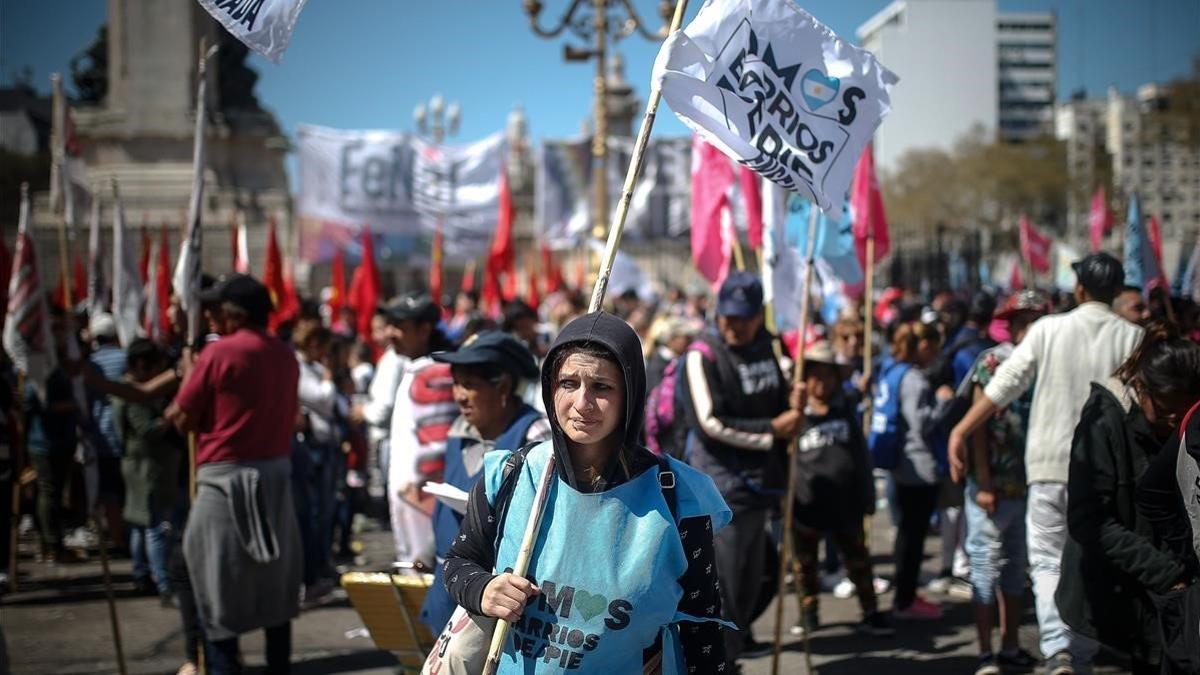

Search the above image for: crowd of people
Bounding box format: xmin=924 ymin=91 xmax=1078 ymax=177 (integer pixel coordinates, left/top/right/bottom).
xmin=2 ymin=250 xmax=1200 ymax=674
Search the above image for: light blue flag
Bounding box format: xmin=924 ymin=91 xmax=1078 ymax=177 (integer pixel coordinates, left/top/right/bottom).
xmin=788 ymin=196 xmax=864 ymax=288
xmin=1123 ymin=193 xmax=1160 ymax=288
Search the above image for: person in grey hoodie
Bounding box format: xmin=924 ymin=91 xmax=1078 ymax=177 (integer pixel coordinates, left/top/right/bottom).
xmin=888 ymin=321 xmax=956 ymax=621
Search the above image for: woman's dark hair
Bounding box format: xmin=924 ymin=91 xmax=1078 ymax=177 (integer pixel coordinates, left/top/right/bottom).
xmin=891 ymin=321 xmax=941 ymax=364
xmin=1114 ymin=321 xmax=1200 ymax=400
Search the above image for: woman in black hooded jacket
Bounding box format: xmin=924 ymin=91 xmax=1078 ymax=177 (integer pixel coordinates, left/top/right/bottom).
xmin=1057 ymin=323 xmax=1200 ymax=674
xmin=439 ymin=312 xmax=731 ymax=673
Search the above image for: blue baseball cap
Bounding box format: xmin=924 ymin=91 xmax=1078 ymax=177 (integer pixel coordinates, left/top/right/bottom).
xmin=717 ymin=271 xmax=764 ymax=318
xmin=432 ymin=330 xmax=539 ymax=380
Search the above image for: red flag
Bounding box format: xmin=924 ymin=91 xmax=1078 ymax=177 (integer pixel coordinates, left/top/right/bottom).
xmin=1147 ymin=214 xmax=1169 ymax=290
xmin=154 ymin=226 xmax=172 ymax=338
xmin=430 ymin=226 xmax=444 ymax=309
xmin=483 ymin=165 xmax=516 ymax=317
xmin=851 ymin=143 xmax=890 ymax=268
xmin=460 ymin=259 xmax=477 ymax=295
xmin=330 ymin=247 xmax=346 ymax=319
xmin=525 ymin=258 xmax=541 ymax=310
xmin=347 ymin=227 xmax=380 ymax=337
xmin=280 ymin=272 xmax=301 ymax=325
xmin=738 ymin=167 xmax=763 ymax=250
xmin=1019 ymin=214 xmax=1052 ymax=274
xmin=572 ymin=255 xmax=587 ymax=291
xmin=540 ymin=243 xmax=563 ymax=294
xmin=691 ymin=137 xmax=735 ymax=287
xmin=139 ymin=225 xmax=151 ymax=284
xmin=1087 ymin=187 xmax=1112 ymax=252
xmin=263 ymin=217 xmax=290 ymax=332
xmin=1009 ymin=259 xmax=1025 ymax=290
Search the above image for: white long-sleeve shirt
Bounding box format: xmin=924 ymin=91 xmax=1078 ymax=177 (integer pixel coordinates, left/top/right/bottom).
xmin=297 ymin=355 xmax=343 ymax=446
xmin=983 ymin=301 xmax=1142 ymax=484
xmin=362 ymin=348 xmax=408 ymax=446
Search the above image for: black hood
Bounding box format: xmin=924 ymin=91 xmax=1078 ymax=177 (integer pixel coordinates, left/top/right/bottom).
xmin=540 ymin=312 xmax=646 ymax=488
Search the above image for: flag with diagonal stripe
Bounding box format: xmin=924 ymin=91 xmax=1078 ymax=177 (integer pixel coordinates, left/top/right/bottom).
xmin=4 ymin=184 xmax=58 ymax=398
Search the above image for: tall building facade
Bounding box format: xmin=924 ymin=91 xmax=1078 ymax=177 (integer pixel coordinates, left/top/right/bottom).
xmin=1107 ymin=84 xmax=1200 ymax=249
xmin=997 ymin=13 xmax=1057 ymax=142
xmin=858 ymin=1 xmax=1058 ymax=172
xmin=857 ymin=0 xmax=999 ymax=172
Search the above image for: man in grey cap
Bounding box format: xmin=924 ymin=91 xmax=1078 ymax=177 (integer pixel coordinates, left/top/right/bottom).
xmin=383 ymin=292 xmax=457 ymax=566
xmin=949 ymin=253 xmax=1142 ymax=675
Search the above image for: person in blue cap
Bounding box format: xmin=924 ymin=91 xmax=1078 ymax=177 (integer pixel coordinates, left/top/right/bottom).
xmin=679 ymin=270 xmax=805 ymax=664
xmin=419 ymin=331 xmax=551 ymax=634
xmin=437 ymin=312 xmax=731 ymax=673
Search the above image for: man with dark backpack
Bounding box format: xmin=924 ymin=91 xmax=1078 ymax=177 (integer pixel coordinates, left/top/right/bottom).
xmin=679 ymin=272 xmax=805 ymax=663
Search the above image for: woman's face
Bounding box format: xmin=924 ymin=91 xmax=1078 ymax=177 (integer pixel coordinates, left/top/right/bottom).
xmin=915 ymin=337 xmax=940 ymax=367
xmin=452 ymin=368 xmax=510 ymax=438
xmin=1137 ymin=385 xmax=1195 ymax=438
xmin=553 ymin=352 xmax=625 ymax=448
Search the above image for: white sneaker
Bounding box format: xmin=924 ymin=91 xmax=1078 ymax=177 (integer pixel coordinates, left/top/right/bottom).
xmin=872 ymin=576 xmax=891 ymax=595
xmin=833 ymin=577 xmax=856 ymax=599
xmin=925 ymin=574 xmax=953 ymax=594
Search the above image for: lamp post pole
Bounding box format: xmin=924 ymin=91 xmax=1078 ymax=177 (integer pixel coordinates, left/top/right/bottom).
xmin=414 ymin=95 xmax=461 ymax=306
xmin=521 ymin=0 xmax=674 ymax=250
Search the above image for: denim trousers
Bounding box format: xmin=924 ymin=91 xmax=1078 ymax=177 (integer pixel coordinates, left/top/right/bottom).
xmin=963 ymin=480 xmax=1026 ymax=606
xmin=130 ymin=519 xmax=172 ymax=593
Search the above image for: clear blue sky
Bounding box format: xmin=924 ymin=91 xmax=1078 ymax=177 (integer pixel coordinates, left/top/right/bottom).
xmin=2 ymin=0 xmax=1198 ymax=146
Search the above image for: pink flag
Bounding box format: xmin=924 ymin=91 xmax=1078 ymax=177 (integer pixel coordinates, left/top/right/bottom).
xmin=738 ymin=167 xmax=763 ymax=251
xmin=1088 ymin=187 xmax=1112 ymax=252
xmin=1009 ymin=259 xmax=1025 ymax=291
xmin=1019 ymin=214 xmax=1052 ymax=274
xmin=691 ymin=137 xmax=735 ymax=288
xmin=850 ymin=143 xmax=890 ymax=269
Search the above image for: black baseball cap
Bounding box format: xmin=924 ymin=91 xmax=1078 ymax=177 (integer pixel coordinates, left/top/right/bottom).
xmin=385 ymin=292 xmax=440 ymax=324
xmin=198 ymin=273 xmax=273 ymax=319
xmin=1071 ymin=252 xmax=1125 ymax=300
xmin=432 ymin=330 xmax=539 ymax=380
xmin=717 ymin=271 xmax=764 ymax=318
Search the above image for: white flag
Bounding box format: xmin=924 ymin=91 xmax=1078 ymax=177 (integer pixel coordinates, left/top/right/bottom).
xmin=234 ymin=213 xmax=251 ymax=274
xmin=175 ymin=49 xmax=212 ymax=343
xmin=4 ymin=186 xmax=58 ymax=399
xmin=111 ymin=184 xmax=144 ymax=347
xmin=653 ymin=0 xmax=898 ymax=221
xmin=196 ymin=0 xmax=307 ymax=64
xmin=86 ymin=193 xmax=107 ymax=317
xmin=145 ymin=236 xmax=163 ymax=343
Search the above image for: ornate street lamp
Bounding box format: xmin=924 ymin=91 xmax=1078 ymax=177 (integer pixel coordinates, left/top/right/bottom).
xmin=520 ymin=0 xmax=673 ymax=242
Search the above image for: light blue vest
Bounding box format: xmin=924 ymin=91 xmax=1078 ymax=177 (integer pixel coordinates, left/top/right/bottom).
xmin=482 ymin=441 xmax=732 ymax=673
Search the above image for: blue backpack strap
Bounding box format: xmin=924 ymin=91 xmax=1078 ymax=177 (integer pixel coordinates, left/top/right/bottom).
xmin=653 ymin=453 xmax=678 ymax=522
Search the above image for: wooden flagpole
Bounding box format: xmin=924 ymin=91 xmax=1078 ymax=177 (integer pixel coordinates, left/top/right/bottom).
xmin=482 ymin=2 xmax=691 ymax=672
xmin=860 ymin=234 xmax=876 ymax=563
xmin=771 ymin=206 xmax=819 ymax=675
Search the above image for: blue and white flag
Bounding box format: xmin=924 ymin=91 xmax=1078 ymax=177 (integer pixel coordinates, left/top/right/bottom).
xmin=653 ymin=0 xmax=898 ymax=222
xmin=1123 ymin=193 xmax=1160 ymax=288
xmin=197 ymin=0 xmax=307 ymax=64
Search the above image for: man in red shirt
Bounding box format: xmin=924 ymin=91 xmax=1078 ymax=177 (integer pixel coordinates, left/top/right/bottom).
xmin=167 ymin=274 xmax=302 ymax=674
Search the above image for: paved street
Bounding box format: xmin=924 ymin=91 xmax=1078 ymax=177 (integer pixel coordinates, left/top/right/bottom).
xmin=2 ymin=513 xmax=1132 ymax=674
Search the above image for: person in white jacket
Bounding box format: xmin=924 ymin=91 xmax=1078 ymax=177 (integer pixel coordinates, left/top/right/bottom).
xmin=949 ymin=253 xmax=1143 ymax=675
xmin=294 ymin=321 xmax=347 ymax=599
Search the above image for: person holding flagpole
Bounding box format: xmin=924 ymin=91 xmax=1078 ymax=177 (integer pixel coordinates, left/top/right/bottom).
xmin=437 ymin=312 xmax=731 ymax=673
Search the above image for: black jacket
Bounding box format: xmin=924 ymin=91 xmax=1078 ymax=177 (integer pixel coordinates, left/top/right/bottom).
xmin=680 ymin=328 xmax=789 ymax=510
xmin=1058 ymin=380 xmax=1189 ymax=654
